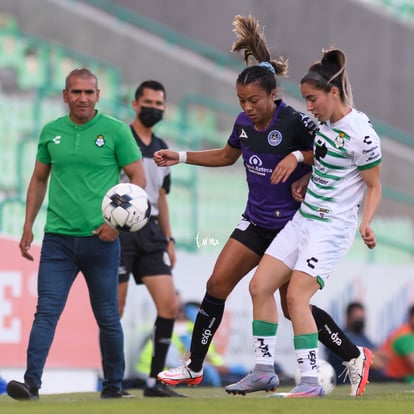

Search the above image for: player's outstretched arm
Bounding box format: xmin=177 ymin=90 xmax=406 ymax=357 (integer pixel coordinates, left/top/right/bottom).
xmin=154 ymin=144 xmax=241 ymax=168
xmin=153 ymin=149 xmax=180 ymax=166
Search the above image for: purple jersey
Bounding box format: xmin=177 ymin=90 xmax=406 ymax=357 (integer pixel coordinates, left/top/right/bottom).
xmin=228 ymin=100 xmax=316 ymax=229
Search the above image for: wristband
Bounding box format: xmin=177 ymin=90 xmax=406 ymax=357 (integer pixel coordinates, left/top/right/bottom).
xmin=166 ymin=237 xmax=176 ymax=244
xmin=178 ymin=151 xmax=187 ymax=163
xmin=291 ymin=150 xmax=304 ymax=163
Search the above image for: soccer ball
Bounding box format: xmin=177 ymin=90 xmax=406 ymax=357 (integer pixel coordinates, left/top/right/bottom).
xmin=102 ymin=183 xmax=151 ymax=232
xmin=294 ymin=359 xmax=336 ymax=395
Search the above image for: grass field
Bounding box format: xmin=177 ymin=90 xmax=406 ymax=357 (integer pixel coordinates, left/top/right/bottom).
xmin=1 ymin=383 xmax=414 ymax=414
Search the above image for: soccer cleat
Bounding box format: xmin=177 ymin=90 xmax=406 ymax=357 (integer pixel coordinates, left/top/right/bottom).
xmin=100 ymin=386 xmax=134 ymax=399
xmin=342 ymin=346 xmax=373 ymax=396
xmin=7 ymin=380 xmax=39 ymax=401
xmin=270 ymin=382 xmax=325 ymax=398
xmin=225 ymin=371 xmax=279 ymax=395
xmin=157 ymin=361 xmax=203 ymax=386
xmin=143 ymin=381 xmax=187 ymax=397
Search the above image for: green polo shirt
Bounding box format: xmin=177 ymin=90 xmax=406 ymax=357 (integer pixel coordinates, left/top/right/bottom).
xmin=37 ymin=111 xmax=142 ymax=236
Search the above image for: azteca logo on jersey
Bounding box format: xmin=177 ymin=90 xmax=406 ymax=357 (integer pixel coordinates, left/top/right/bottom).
xmin=267 ymin=130 xmax=282 ymax=146
xmin=95 ymin=134 xmax=105 ymax=147
xmin=246 ymin=155 xmax=273 ymax=176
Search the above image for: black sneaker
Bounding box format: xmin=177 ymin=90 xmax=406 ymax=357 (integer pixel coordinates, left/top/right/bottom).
xmin=7 ymin=380 xmax=39 ymax=401
xmin=100 ymin=386 xmax=134 ymax=399
xmin=143 ymin=382 xmax=187 ymax=397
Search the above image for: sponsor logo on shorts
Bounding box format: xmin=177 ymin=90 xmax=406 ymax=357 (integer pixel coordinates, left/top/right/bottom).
xmin=306 ymin=256 xmax=318 ymax=269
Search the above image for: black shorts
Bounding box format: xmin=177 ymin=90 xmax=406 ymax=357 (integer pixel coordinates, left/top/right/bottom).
xmin=230 ymin=215 xmax=282 ymax=256
xmin=118 ymin=217 xmax=172 ymax=284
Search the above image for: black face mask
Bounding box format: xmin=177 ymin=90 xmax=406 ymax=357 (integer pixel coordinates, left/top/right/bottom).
xmin=138 ymin=106 xmax=164 ymax=128
xmin=349 ymin=320 xmax=365 ymax=334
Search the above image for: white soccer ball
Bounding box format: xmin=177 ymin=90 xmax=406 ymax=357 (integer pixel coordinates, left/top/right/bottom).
xmin=294 ymin=359 xmax=336 ymax=395
xmin=102 ymin=183 xmax=151 ymax=232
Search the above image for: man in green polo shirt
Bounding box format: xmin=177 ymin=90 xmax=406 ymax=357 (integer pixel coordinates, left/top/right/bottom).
xmin=6 ymin=68 xmax=146 ymax=400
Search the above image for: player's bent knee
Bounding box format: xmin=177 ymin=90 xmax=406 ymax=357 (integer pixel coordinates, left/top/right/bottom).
xmin=206 ymin=278 xmax=232 ymax=299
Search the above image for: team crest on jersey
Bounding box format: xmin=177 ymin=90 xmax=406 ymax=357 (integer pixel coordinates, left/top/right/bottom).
xmin=267 ymin=130 xmax=282 ymax=146
xmin=95 ymin=135 xmax=105 ymax=147
xmin=334 ymin=132 xmax=345 ymax=149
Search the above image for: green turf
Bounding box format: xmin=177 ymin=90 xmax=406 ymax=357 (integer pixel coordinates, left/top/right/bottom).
xmin=1 ymin=383 xmax=414 ymax=414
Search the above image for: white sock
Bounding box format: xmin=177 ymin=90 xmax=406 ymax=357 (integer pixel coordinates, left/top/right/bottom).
xmin=296 ymin=347 xmax=319 ymax=380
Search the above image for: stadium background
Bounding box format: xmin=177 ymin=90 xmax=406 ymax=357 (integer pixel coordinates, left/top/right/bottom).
xmin=0 ymin=0 xmax=414 ymax=393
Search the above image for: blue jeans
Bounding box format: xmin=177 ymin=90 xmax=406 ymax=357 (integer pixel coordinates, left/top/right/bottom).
xmin=24 ymin=233 xmax=124 ymax=390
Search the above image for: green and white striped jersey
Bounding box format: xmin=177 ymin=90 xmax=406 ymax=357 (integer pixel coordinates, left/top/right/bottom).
xmin=300 ymin=109 xmax=381 ymax=224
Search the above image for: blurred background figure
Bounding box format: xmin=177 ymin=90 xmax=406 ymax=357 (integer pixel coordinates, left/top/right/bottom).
xmin=374 ymin=305 xmax=414 ymax=383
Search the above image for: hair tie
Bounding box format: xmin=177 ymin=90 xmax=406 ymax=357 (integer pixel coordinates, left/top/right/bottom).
xmin=258 ymin=61 xmax=275 ymax=74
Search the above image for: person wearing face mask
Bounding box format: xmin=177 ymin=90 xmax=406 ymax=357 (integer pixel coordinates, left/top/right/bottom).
xmin=117 ymin=80 xmax=185 ymax=398
xmin=326 ymin=302 xmax=382 ymax=382
xmin=346 ymin=303 xmax=370 ymax=340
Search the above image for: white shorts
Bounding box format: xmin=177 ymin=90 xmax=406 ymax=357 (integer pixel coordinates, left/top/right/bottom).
xmin=264 ymin=212 xmax=356 ymax=288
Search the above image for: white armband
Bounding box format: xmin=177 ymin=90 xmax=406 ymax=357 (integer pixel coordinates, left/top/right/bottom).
xmin=291 ymin=150 xmax=304 ymax=163
xmin=178 ymin=151 xmax=187 ymax=164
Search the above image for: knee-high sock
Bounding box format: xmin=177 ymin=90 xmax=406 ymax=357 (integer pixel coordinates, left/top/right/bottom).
xmin=312 ymin=305 xmax=360 ymax=361
xmin=189 ymin=293 xmax=225 ymax=372
xmin=149 ymin=316 xmax=175 ymax=379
